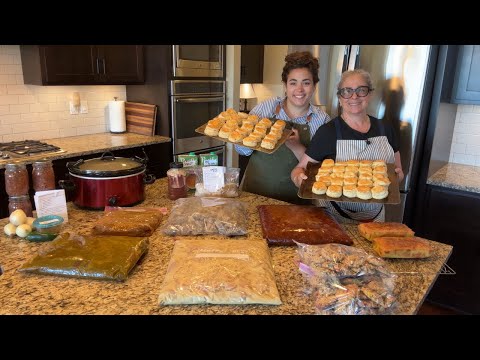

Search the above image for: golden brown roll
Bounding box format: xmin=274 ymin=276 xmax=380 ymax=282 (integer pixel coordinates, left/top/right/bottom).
xmin=218 ymin=125 xmax=234 ymax=138
xmin=258 ymin=118 xmax=272 ymax=128
xmin=247 ymin=114 xmax=259 ymax=124
xmin=332 ymin=166 xmax=345 ymax=174
xmin=225 ymin=118 xmax=239 ymax=128
xmin=330 ymin=178 xmax=344 ymax=186
xmin=316 ymin=175 xmax=332 ymax=186
xmin=238 ymin=112 xmax=249 ymax=119
xmin=357 ymin=222 xmax=415 ymax=241
xmin=241 ymin=119 xmax=255 ymax=127
xmin=343 ymin=177 xmax=357 ymax=186
xmin=317 ymin=168 xmax=332 ymax=176
xmin=373 ymin=174 xmax=391 ymax=186
xmin=312 ymin=181 xmax=327 ymax=195
xmin=228 ymin=130 xmax=245 ymax=143
xmin=226 ymin=108 xmax=237 ymax=116
xmin=359 ymin=160 xmax=374 ymax=168
xmin=251 ymin=129 xmax=266 ymax=139
xmin=345 ymin=166 xmax=358 ymax=174
xmin=263 ymin=133 xmax=278 ymax=143
xmin=346 ymin=159 xmax=360 ymax=167
xmin=371 ymin=185 xmax=388 ymax=199
xmin=373 ymin=165 xmax=388 ymax=174
xmin=272 ymin=119 xmax=286 ymax=130
xmin=357 ymin=179 xmax=373 ymax=187
xmin=343 ymin=171 xmax=357 ymax=179
xmin=356 ymin=185 xmax=372 ymax=200
xmin=268 ymin=127 xmax=283 ymax=140
xmin=322 ymin=159 xmax=335 ymax=168
xmin=242 ymin=135 xmax=258 ymax=147
xmin=372 ymin=160 xmax=387 ymax=168
xmin=204 ymin=125 xmax=220 ymax=136
xmin=326 ymin=185 xmax=342 ymax=198
xmin=329 ymin=172 xmax=344 ymax=180
xmin=260 ymin=138 xmax=276 ymax=150
xmin=335 ymin=161 xmax=348 ymax=167
xmin=343 ymin=185 xmax=357 ymax=198
xmin=254 ymin=124 xmax=267 ymax=134
xmin=358 ymin=173 xmax=372 ymax=180
xmin=240 ymin=123 xmax=254 ymax=133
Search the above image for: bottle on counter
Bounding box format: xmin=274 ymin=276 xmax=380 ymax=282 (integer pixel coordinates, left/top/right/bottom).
xmin=32 ymin=159 xmax=55 ymax=192
xmin=8 ymin=195 xmax=33 ymax=217
xmin=5 ymin=162 xmax=29 ymax=196
xmin=167 ymin=161 xmax=187 ymax=200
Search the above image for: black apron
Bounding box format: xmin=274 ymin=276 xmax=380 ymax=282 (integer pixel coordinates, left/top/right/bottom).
xmin=241 ymin=103 xmax=312 ymax=204
xmin=316 ymin=116 xmax=395 ymax=223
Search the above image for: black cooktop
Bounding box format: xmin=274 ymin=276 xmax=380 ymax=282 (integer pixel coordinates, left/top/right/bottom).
xmin=0 ymin=140 xmax=63 ymax=156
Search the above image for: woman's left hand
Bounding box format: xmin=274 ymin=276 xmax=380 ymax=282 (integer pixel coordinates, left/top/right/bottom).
xmin=395 ymin=167 xmax=404 ymax=182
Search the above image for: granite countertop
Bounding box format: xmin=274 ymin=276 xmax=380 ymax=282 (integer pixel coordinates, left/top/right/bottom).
xmin=428 ymin=163 xmax=480 ymax=194
xmin=0 ymin=178 xmax=452 ymax=315
xmin=0 ymin=133 xmax=171 ymax=169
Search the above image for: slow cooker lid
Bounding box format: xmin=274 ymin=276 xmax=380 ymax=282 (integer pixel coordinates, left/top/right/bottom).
xmin=68 ymin=152 xmax=145 ymax=177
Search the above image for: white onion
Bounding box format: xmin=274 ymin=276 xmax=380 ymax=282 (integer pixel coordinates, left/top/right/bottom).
xmin=4 ymin=223 xmax=17 ymax=237
xmin=26 ymin=217 xmax=35 ymax=228
xmin=9 ymin=209 xmax=27 ymax=226
xmin=16 ymin=224 xmax=32 ymax=238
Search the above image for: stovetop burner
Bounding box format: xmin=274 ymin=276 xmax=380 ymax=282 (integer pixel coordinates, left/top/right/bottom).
xmin=0 ymin=140 xmax=65 ymax=159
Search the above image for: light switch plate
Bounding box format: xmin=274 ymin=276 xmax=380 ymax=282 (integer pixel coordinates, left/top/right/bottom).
xmin=69 ymin=101 xmax=79 ymax=115
xmin=80 ymin=100 xmax=88 ymax=114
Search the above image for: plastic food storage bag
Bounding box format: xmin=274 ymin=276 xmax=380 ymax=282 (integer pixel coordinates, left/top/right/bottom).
xmin=162 ymin=197 xmax=248 ymax=236
xmin=19 ymin=232 xmax=149 ymax=281
xmin=193 ymin=166 xmax=240 ymax=197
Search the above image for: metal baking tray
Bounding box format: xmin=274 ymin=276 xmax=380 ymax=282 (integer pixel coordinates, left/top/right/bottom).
xmin=195 ymin=123 xmax=292 ymax=155
xmin=298 ymin=161 xmax=401 ymax=204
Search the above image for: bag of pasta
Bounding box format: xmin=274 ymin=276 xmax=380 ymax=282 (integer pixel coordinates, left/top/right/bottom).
xmin=162 ymin=197 xmax=248 ymax=236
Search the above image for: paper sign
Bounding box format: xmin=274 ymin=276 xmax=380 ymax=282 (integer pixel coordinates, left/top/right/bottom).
xmin=202 ymin=166 xmax=225 ymax=192
xmin=34 ymin=189 xmax=69 ymax=222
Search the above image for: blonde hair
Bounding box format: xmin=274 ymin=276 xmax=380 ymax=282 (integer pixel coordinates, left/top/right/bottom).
xmin=337 ymin=69 xmax=374 ymax=90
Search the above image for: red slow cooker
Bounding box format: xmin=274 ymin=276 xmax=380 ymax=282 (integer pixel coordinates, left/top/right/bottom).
xmin=59 ymin=152 xmax=155 ymax=209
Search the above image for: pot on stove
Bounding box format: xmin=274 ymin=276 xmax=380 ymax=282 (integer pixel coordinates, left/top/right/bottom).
xmin=59 ymin=151 xmax=155 ymax=209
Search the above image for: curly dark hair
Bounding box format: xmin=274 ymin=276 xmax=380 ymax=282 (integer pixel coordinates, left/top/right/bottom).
xmin=281 ymin=51 xmax=319 ymax=85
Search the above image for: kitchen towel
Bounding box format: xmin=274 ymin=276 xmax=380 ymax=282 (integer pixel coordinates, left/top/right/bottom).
xmin=108 ymin=99 xmax=126 ymax=133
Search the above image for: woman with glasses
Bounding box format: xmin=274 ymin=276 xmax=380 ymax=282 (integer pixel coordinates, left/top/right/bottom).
xmin=291 ymin=69 xmax=404 ymax=223
xmin=235 ymin=51 xmax=330 ymax=204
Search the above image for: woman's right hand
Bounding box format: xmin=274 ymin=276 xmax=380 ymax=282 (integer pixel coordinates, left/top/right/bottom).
xmin=291 ymin=166 xmax=307 ymax=188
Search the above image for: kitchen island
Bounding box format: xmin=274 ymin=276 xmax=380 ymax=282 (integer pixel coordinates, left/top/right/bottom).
xmin=0 ymin=178 xmax=452 ymax=315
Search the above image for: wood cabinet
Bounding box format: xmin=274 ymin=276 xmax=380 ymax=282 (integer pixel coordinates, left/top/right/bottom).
xmin=449 ymin=45 xmax=480 ymax=104
xmin=20 ymin=45 xmax=144 ymax=85
xmin=419 ymin=185 xmax=480 ymax=314
xmin=240 ymin=45 xmax=264 ymax=84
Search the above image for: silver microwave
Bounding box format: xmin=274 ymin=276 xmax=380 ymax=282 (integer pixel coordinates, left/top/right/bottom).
xmin=173 ymin=45 xmax=224 ymax=78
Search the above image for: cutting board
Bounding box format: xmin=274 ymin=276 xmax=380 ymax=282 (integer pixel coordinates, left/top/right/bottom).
xmin=125 ymin=102 xmax=157 ymax=136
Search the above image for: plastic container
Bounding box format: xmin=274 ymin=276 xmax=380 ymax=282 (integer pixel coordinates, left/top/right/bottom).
xmin=32 ymin=160 xmax=55 ymax=192
xmin=8 ymin=195 xmax=33 ymax=217
xmin=33 ymin=215 xmax=64 ymax=234
xmin=167 ymin=162 xmax=187 ymax=200
xmin=5 ymin=162 xmax=29 ymax=196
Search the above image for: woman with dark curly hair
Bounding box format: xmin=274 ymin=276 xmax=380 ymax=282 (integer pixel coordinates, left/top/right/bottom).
xmin=235 ymin=51 xmax=330 ymax=204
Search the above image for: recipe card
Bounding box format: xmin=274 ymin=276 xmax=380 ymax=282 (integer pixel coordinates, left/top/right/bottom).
xmin=34 ymin=189 xmax=69 ymax=222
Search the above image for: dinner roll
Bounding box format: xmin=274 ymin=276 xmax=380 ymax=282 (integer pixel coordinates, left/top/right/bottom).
xmin=343 ymin=185 xmax=357 ymax=198
xmin=373 ymin=174 xmax=391 ymax=186
xmin=359 ymin=160 xmax=374 ymax=167
xmin=332 ymin=166 xmax=345 ymax=174
xmin=322 ymin=159 xmax=335 ymax=168
xmin=335 ymin=161 xmax=348 ymax=167
xmin=240 ymin=123 xmax=254 ymax=133
xmin=326 ymin=185 xmax=342 ymax=198
xmin=343 ymin=177 xmax=357 ymax=186
xmin=218 ymin=125 xmax=234 ymax=138
xmin=268 ymin=127 xmax=283 ymax=140
xmin=260 ymin=138 xmax=276 ymax=150
xmin=345 ymin=166 xmax=358 ymax=174
xmin=316 ymin=175 xmax=332 ymax=186
xmin=238 ymin=112 xmax=249 ymax=119
xmin=254 ymin=124 xmax=267 ymax=133
xmin=357 ymin=179 xmax=373 ymax=187
xmin=228 ymin=130 xmax=245 ymax=143
xmin=312 ymin=181 xmax=327 ymax=195
xmin=251 ymin=130 xmax=266 ymax=139
xmin=225 ymin=118 xmax=239 ymax=128
xmin=258 ymin=118 xmax=272 ymax=128
xmin=242 ymin=136 xmax=258 ymax=147
xmin=344 ymin=171 xmax=357 ymax=179
xmin=272 ymin=119 xmax=286 ymax=130
xmin=204 ymin=125 xmax=220 ymax=136
xmin=317 ymin=168 xmax=332 ymax=176
xmin=247 ymin=114 xmax=259 ymax=124
xmin=372 ymin=160 xmax=387 ymax=168
xmin=356 ymin=186 xmax=372 ymax=200
xmin=371 ymin=185 xmax=389 ymax=199
xmin=346 ymin=159 xmax=360 ymax=167
xmin=373 ymin=166 xmax=388 ymax=174
xmin=330 ymin=178 xmax=344 ymax=186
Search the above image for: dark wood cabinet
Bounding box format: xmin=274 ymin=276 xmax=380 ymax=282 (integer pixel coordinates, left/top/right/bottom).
xmin=20 ymin=45 xmax=144 ymax=85
xmin=420 ymin=185 xmax=480 ymax=314
xmin=449 ymin=45 xmax=480 ymax=104
xmin=240 ymin=45 xmax=264 ymax=84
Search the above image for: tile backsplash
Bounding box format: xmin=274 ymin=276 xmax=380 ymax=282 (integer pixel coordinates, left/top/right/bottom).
xmin=0 ymin=45 xmax=126 ymax=143
xmin=449 ymin=104 xmax=480 ymax=166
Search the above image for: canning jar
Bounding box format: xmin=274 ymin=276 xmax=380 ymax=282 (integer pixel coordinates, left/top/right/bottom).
xmin=5 ymin=162 xmax=29 ymax=196
xmin=8 ymin=195 xmax=33 ymax=217
xmin=167 ymin=162 xmax=187 ymax=200
xmin=32 ymin=160 xmax=55 ymax=192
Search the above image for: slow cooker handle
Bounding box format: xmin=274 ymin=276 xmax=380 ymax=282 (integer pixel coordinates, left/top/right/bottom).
xmin=100 ymin=151 xmax=116 ymax=161
xmin=108 ymin=196 xmax=119 ymax=206
xmin=133 ymin=148 xmax=149 ymax=165
xmin=144 ymin=173 xmax=156 ymax=184
xmin=58 ymin=179 xmax=75 ymax=192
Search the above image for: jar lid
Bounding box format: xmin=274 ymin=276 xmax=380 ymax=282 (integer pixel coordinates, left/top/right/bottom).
xmin=33 ymin=215 xmax=64 ymax=229
xmin=169 ymin=161 xmax=183 ymax=169
xmin=5 ymin=162 xmax=26 ymax=169
xmin=33 ymin=159 xmax=52 ymax=165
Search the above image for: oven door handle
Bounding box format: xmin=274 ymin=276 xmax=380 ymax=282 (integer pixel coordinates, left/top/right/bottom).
xmin=175 ymin=97 xmax=225 ymax=103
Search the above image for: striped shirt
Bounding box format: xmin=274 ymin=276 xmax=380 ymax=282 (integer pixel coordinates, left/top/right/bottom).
xmin=235 ymin=96 xmax=330 ymax=156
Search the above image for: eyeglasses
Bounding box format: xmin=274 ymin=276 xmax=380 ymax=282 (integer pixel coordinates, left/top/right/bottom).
xmin=337 ymin=86 xmax=373 ymax=99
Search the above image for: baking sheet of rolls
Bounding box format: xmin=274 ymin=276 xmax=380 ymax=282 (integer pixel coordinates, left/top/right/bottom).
xmin=195 ymin=109 xmax=292 ymax=154
xmin=298 ymin=161 xmax=401 ymax=204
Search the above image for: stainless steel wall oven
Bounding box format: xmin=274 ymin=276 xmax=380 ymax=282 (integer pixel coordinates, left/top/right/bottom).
xmin=173 ymin=45 xmax=224 ymax=78
xmin=170 ymin=79 xmax=226 ymax=165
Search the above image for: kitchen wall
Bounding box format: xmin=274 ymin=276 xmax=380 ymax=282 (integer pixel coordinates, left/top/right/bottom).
xmin=0 ymin=45 xmax=126 ymax=143
xmin=449 ymin=104 xmax=480 ymax=166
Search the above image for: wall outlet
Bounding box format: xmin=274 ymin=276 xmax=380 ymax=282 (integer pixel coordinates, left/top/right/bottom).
xmin=69 ymin=101 xmax=79 ymax=115
xmin=80 ymin=100 xmax=88 ymax=114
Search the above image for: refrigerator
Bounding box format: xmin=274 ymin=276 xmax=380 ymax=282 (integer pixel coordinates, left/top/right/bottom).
xmin=288 ymin=45 xmax=451 ymax=224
